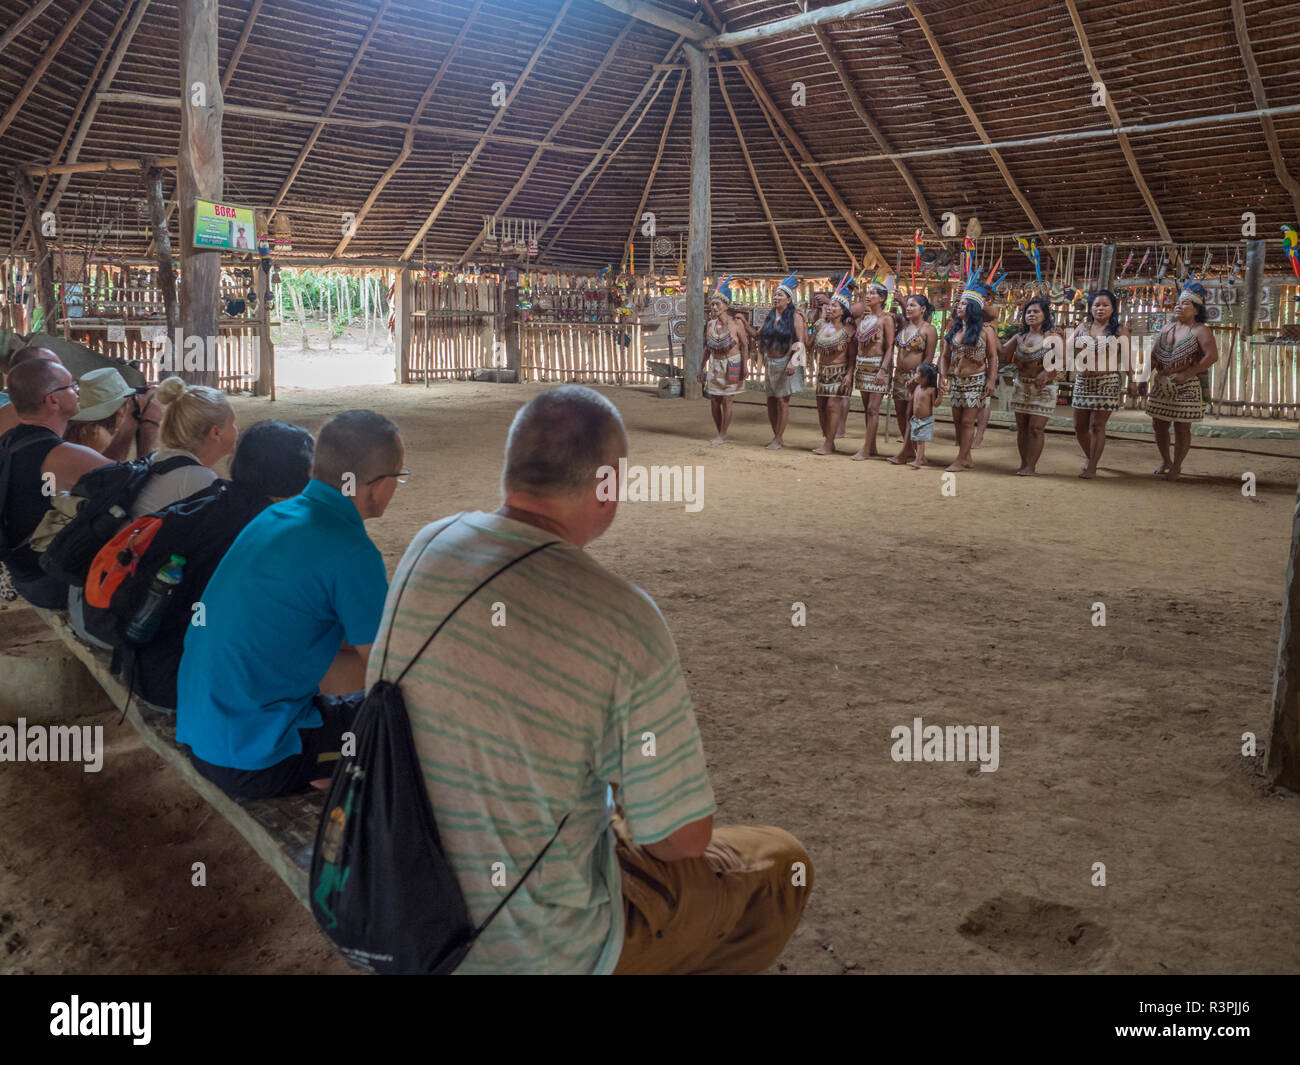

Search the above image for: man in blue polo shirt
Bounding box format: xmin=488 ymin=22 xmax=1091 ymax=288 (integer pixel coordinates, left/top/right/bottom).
xmin=176 ymin=409 xmax=403 ymax=799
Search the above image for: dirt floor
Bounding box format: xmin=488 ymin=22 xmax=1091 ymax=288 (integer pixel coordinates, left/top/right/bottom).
xmin=4 ymin=353 xmax=1300 ymax=973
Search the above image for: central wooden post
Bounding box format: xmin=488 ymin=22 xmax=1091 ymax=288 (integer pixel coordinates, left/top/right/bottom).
xmin=178 ymin=0 xmax=223 ymax=387
xmin=683 ymin=43 xmax=709 ymax=401
xmin=141 ymin=161 xmax=179 ymax=333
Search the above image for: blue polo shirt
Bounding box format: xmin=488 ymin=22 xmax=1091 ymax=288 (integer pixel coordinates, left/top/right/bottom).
xmin=176 ymin=478 xmax=389 ymax=770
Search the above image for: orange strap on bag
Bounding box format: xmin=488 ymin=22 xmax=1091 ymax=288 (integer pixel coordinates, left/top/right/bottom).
xmin=85 ymin=516 xmax=163 ymax=609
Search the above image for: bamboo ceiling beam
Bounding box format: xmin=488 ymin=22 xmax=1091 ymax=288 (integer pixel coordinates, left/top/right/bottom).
xmin=21 ymin=156 xmax=178 ymax=177
xmin=905 ymin=0 xmax=1056 ymax=267
xmin=222 ymin=0 xmax=265 ymax=94
xmin=334 ymin=0 xmax=486 ymax=256
xmin=0 ymin=0 xmax=59 ymax=59
xmin=706 ymin=0 xmax=905 ymax=48
xmin=1063 ymin=0 xmax=1182 ymax=272
xmin=812 ymin=23 xmax=943 ymax=241
xmin=458 ymin=17 xmax=636 ymax=263
xmin=269 ymin=0 xmax=392 ymax=219
xmin=0 ymin=0 xmax=97 ymax=143
xmin=97 ymin=91 xmax=603 ymax=155
xmin=43 ymin=0 xmax=153 ymax=221
xmin=589 ymin=0 xmax=711 ymax=42
xmin=715 ymin=59 xmax=787 ymax=271
xmin=401 ymin=0 xmax=575 ymax=260
xmin=619 ymin=69 xmax=684 ymax=273
xmin=1229 ymin=0 xmax=1300 ymax=223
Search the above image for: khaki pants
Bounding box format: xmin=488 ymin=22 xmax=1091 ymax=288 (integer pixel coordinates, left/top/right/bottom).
xmin=612 ymin=816 xmax=813 ymax=974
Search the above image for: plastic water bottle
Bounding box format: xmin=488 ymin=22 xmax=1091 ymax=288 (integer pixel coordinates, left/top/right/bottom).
xmin=125 ymin=554 xmax=186 ymax=646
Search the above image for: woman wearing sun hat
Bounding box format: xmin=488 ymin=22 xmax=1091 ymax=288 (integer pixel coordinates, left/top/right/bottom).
xmin=64 ymin=367 xmax=138 ymax=452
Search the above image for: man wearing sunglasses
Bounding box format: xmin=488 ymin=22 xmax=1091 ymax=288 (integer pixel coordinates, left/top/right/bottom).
xmin=0 ymin=357 xmax=111 ymax=607
xmin=177 ymin=409 xmax=400 ymax=800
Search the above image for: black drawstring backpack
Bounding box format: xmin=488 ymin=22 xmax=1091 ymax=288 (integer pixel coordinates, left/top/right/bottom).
xmin=309 ymin=524 xmax=567 ymax=974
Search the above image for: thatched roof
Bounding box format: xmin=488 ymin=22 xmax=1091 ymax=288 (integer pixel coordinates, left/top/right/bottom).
xmin=1 ymin=0 xmax=1298 ymax=273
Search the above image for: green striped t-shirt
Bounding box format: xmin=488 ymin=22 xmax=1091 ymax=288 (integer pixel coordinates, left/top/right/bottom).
xmin=365 ymin=511 xmax=716 ymax=974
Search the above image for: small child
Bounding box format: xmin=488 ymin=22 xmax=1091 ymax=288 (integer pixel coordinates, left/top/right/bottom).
xmin=906 ymin=362 xmax=939 ymax=469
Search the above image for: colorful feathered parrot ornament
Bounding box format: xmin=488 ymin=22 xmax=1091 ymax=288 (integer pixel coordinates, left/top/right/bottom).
xmin=1283 ymin=224 xmax=1300 ymax=280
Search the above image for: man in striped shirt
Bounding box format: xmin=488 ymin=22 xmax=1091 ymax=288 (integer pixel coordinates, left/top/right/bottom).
xmin=367 ymin=386 xmax=811 ymax=974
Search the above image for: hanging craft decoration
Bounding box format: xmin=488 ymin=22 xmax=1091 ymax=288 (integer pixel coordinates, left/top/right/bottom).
xmin=1282 ymin=223 xmax=1300 ymax=279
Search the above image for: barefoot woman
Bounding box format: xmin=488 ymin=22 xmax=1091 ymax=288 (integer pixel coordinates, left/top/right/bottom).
xmin=1070 ymin=288 xmax=1132 ymax=478
xmin=888 ymin=293 xmax=938 ymax=464
xmin=939 ymin=280 xmax=999 ymax=472
xmin=1002 ymin=296 xmax=1059 ymax=475
xmin=1147 ymin=281 xmax=1218 ymax=481
xmin=812 ymin=277 xmax=856 ymax=455
xmin=759 ymin=271 xmax=807 ymax=450
xmin=697 ymin=276 xmax=749 ymax=444
xmin=850 ymin=281 xmax=896 ymax=461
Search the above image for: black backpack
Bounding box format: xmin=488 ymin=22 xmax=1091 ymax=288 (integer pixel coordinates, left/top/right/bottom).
xmin=0 ymin=428 xmax=60 ymax=563
xmin=310 ymin=525 xmax=566 ymax=974
xmin=39 ymin=453 xmax=198 ymax=587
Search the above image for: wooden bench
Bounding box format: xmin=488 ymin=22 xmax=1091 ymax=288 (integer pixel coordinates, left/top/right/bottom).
xmin=33 ymin=606 xmax=323 ymax=910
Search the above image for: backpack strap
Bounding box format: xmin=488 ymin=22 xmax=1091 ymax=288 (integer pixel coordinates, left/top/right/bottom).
xmin=148 ymin=454 xmax=202 ymax=477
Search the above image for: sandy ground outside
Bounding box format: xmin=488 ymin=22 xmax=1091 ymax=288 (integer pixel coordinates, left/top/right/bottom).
xmin=3 ymin=356 xmax=1300 ymax=973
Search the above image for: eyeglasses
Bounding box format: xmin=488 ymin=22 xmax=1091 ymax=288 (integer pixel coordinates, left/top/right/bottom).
xmin=45 ymin=382 xmax=79 ymax=398
xmin=366 ymin=470 xmax=411 ymax=485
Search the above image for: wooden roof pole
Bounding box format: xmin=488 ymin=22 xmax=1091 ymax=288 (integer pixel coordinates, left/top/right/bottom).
xmin=458 ymin=18 xmax=637 ymax=263
xmin=334 ymin=0 xmax=486 ymax=256
xmin=401 ymin=0 xmax=575 ymax=260
xmin=1063 ymin=0 xmax=1182 ymax=273
xmin=904 ymin=1 xmax=1056 ymax=269
xmin=812 ymin=24 xmax=943 ymax=241
xmin=0 ymin=0 xmax=59 ymax=60
xmin=715 ymin=58 xmax=788 ymax=271
xmin=268 ymin=0 xmax=393 ymax=220
xmin=618 ymin=70 xmax=684 ymax=273
xmin=589 ymin=0 xmax=711 ymax=42
xmin=0 ymin=0 xmax=97 ymax=143
xmin=738 ymin=60 xmax=858 ymax=271
xmin=42 ymin=0 xmax=154 ymax=220
xmin=222 ymin=0 xmax=265 ymax=95
xmin=707 ymin=0 xmax=905 ymax=48
xmin=693 ymin=0 xmax=888 ymax=271
xmin=683 ymin=43 xmax=709 ymax=401
xmin=1230 ymin=0 xmax=1300 ymax=223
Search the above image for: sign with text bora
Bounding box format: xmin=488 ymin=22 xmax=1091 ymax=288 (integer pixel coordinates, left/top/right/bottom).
xmin=193 ymin=199 xmax=256 ymax=251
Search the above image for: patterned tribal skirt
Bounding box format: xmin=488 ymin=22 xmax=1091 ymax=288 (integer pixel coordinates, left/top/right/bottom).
xmin=705 ymin=353 xmax=745 ymax=397
xmin=893 ymin=368 xmax=917 ymax=404
xmin=948 ymin=371 xmax=988 ymax=409
xmin=816 ymin=363 xmax=849 ymax=397
xmin=1071 ymin=372 xmax=1122 ymax=412
xmin=1011 ymin=376 xmax=1058 ymax=418
xmin=854 ymin=355 xmax=892 ymax=394
xmin=1146 ymin=373 xmax=1204 ymax=423
xmin=764 ymin=353 xmax=804 ymax=397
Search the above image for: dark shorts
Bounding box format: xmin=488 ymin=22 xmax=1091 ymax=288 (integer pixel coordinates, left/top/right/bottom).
xmin=188 ymin=691 xmax=364 ymax=800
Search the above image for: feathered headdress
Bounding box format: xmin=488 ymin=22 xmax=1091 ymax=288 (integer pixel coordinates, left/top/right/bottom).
xmin=710 ymin=273 xmax=734 ymax=305
xmin=831 ymin=272 xmax=855 ymax=311
xmin=777 ymin=270 xmax=799 ymax=300
xmin=960 ymin=265 xmax=1007 ymax=310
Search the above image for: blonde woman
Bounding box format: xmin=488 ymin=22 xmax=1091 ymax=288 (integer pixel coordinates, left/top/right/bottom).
xmin=131 ymin=375 xmax=239 ymax=517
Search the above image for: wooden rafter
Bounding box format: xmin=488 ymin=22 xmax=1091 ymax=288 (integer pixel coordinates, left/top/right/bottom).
xmin=1063 ymin=0 xmax=1182 ymax=271
xmin=222 ymin=0 xmax=265 ymax=94
xmin=905 ymin=1 xmax=1056 ymax=267
xmin=619 ymin=70 xmax=684 ymax=273
xmin=0 ymin=0 xmax=97 ymax=143
xmin=693 ymin=0 xmax=887 ymax=271
xmin=0 ymin=0 xmax=59 ymax=60
xmin=590 ymin=0 xmax=711 ymax=42
xmin=268 ymin=0 xmax=393 ymax=218
xmin=708 ymin=0 xmax=905 ymax=48
xmin=401 ymin=0 xmax=576 ymax=260
xmin=812 ymin=23 xmax=943 ymax=241
xmin=1230 ymin=0 xmax=1300 ymax=223
xmin=715 ymin=59 xmax=787 ymax=271
xmin=458 ymin=17 xmax=637 ymax=263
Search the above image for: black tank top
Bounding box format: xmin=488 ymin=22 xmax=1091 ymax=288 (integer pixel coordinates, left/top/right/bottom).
xmin=1 ymin=424 xmax=63 ymax=581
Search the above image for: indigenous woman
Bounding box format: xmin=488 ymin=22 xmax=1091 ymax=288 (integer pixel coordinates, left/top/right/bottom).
xmin=938 ymin=277 xmax=999 ymax=472
xmin=697 ymin=275 xmax=749 ymax=444
xmin=759 ymin=271 xmax=807 ymax=450
xmin=812 ymin=274 xmax=855 ymax=439
xmin=811 ymin=277 xmax=856 ymax=455
xmin=1070 ymin=288 xmax=1133 ymax=479
xmin=1147 ymin=281 xmax=1218 ymax=481
xmin=887 ymin=293 xmax=938 ymax=465
xmin=1001 ymin=297 xmax=1059 ymax=476
xmin=850 ymin=281 xmax=896 ymax=460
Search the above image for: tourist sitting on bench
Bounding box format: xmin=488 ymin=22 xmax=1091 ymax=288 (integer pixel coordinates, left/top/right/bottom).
xmin=368 ymin=386 xmax=813 ymax=974
xmin=176 ymin=410 xmax=400 ymax=800
xmin=0 ymin=358 xmax=111 ymax=608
